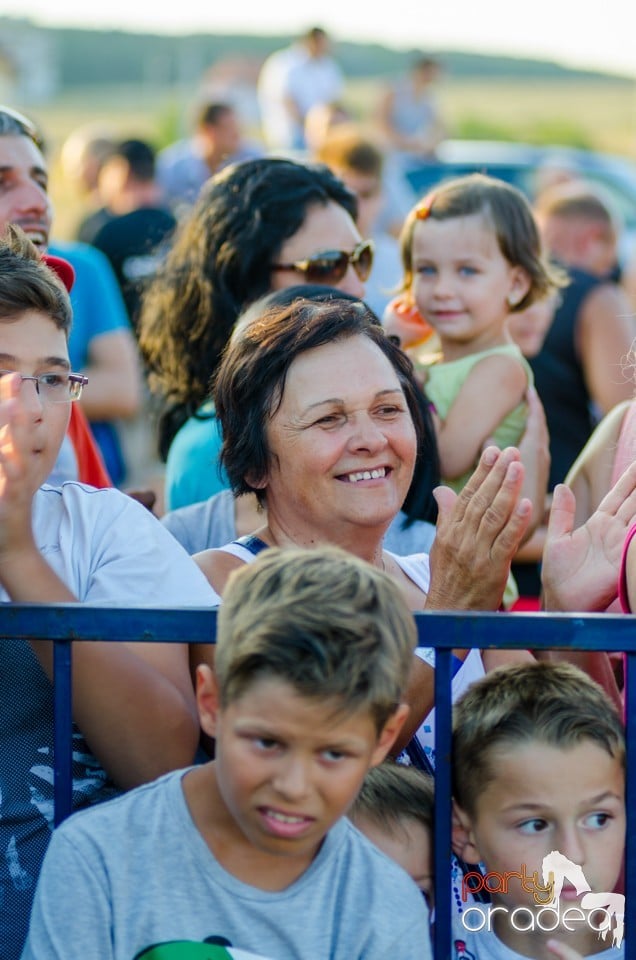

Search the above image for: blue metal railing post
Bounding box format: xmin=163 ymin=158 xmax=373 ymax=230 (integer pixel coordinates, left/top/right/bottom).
xmin=434 ymin=646 xmax=452 ymax=960
xmin=53 ymin=638 xmax=73 ymax=826
xmin=2 ymin=606 xmax=632 ymax=958
xmin=624 ymin=652 xmax=633 ymax=960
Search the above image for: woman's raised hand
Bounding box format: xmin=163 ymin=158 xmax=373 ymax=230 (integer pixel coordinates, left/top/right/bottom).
xmin=426 ymin=446 xmax=532 ymax=610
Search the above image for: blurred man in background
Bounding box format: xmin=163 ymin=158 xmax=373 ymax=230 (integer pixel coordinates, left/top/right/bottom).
xmin=257 ymin=27 xmax=344 ymax=152
xmin=156 ymin=102 xmax=260 ymax=216
xmin=0 ymin=106 xmax=141 ymax=485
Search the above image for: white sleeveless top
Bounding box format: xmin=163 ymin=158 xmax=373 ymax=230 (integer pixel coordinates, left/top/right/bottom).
xmin=215 ymin=538 xmax=484 ymax=767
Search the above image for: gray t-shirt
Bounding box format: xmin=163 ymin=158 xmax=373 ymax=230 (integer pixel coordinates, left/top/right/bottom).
xmin=23 ymin=768 xmax=431 ymax=960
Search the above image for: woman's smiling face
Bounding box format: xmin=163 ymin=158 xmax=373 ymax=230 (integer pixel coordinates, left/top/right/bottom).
xmin=258 ymin=334 xmax=417 ymax=540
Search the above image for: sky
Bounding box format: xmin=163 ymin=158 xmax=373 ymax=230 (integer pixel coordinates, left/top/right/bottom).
xmin=2 ymin=0 xmax=636 ymax=80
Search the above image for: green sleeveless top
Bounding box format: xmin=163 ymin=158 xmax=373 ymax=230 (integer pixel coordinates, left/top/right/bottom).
xmin=425 ymin=343 xmax=533 ymax=494
xmin=425 ymin=343 xmax=533 ymax=610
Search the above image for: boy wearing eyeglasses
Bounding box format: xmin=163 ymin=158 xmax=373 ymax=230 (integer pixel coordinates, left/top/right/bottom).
xmin=0 ymin=227 xmax=219 ymax=960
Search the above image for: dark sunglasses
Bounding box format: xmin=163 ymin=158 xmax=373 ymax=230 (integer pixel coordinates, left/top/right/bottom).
xmin=0 ymin=105 xmax=45 ymax=150
xmin=271 ymin=239 xmax=374 ymax=284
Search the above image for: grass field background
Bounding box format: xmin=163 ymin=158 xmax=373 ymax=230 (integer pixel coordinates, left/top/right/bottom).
xmin=33 ymin=75 xmax=635 ymax=240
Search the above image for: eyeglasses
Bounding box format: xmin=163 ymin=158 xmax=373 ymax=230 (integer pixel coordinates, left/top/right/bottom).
xmin=0 ymin=371 xmax=88 ymax=403
xmin=0 ymin=105 xmax=45 ymax=150
xmin=271 ymin=240 xmax=374 ymax=285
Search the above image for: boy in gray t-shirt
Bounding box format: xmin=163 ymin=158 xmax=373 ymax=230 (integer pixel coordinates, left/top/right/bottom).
xmin=23 ymin=546 xmax=432 ymax=960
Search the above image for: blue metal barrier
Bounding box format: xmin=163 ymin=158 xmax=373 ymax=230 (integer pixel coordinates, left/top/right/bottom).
xmin=2 ymin=605 xmax=632 ymax=959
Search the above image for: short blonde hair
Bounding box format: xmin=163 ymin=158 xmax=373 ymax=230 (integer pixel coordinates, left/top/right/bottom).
xmin=350 ymin=760 xmax=434 ymax=836
xmin=315 ymin=124 xmax=384 ymax=179
xmin=453 ymin=661 xmax=625 ymax=816
xmin=216 ymin=546 xmax=417 ymax=732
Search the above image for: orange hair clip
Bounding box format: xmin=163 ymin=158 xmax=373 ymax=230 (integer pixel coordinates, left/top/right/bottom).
xmin=415 ymin=194 xmax=435 ymax=220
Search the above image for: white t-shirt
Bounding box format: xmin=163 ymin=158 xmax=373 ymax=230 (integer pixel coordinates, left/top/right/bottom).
xmin=1 ymin=481 xmax=220 ymax=605
xmin=0 ymin=483 xmax=219 ymax=960
xmin=257 ymin=44 xmax=343 ymax=149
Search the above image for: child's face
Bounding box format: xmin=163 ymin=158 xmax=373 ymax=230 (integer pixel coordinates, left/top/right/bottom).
xmin=456 ymin=739 xmax=624 ymax=946
xmin=355 ymin=814 xmax=433 ymax=904
xmin=199 ymin=671 xmax=406 ymax=873
xmin=410 ymin=213 xmax=530 ymax=352
xmin=0 ymin=311 xmax=71 ymax=492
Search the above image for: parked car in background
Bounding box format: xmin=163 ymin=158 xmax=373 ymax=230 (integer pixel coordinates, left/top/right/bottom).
xmin=403 ymin=140 xmax=636 ymax=268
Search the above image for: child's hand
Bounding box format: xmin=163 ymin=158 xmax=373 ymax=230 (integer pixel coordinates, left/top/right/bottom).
xmin=0 ymin=373 xmax=38 ymax=559
xmin=546 ymin=939 xmax=584 ymax=960
xmin=382 ymin=296 xmax=436 ymax=350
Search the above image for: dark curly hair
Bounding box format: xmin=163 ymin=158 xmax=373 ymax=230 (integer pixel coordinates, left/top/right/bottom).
xmin=138 ymin=156 xmax=357 ymax=459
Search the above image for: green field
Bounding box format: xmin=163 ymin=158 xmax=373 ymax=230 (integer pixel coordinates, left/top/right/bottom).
xmin=349 ymin=77 xmax=636 ymax=155
xmin=439 ymin=79 xmax=636 ymax=155
xmin=36 ymin=76 xmax=635 ymax=239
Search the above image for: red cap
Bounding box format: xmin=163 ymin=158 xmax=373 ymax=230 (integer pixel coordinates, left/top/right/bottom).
xmin=41 ymin=253 xmax=75 ymax=293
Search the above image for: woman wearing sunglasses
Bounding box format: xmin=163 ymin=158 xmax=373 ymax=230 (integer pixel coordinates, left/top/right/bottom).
xmin=139 ymin=156 xmax=372 ymax=512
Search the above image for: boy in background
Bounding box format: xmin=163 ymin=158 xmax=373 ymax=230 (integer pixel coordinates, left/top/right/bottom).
xmin=350 ymin=760 xmax=434 ymax=907
xmin=23 ymin=546 xmax=432 ymax=959
xmin=452 ymin=661 xmax=625 ymax=960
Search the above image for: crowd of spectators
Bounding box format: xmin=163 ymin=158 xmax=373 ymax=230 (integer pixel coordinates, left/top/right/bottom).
xmin=1 ymin=29 xmax=634 ymax=957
